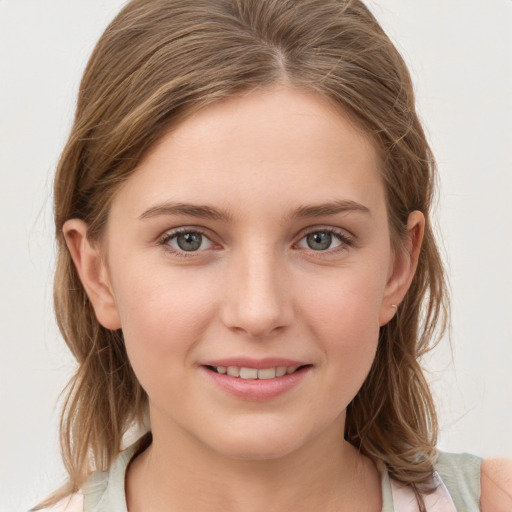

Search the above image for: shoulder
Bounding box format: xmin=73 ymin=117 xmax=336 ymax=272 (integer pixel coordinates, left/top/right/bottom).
xmin=35 ymin=493 xmax=84 ymax=512
xmin=480 ymin=457 xmax=512 ymax=512
xmin=433 ymin=452 xmax=512 ymax=512
xmin=34 ymin=436 xmax=148 ymax=512
xmin=434 ymin=451 xmax=482 ymax=490
xmin=434 ymin=451 xmax=482 ymax=510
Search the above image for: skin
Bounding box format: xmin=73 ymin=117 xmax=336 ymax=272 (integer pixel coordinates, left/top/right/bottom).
xmin=480 ymin=459 xmax=512 ymax=511
xmin=65 ymin=86 xmax=436 ymax=511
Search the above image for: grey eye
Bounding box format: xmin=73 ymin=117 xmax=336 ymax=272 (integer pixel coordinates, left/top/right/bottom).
xmin=306 ymin=232 xmax=332 ymax=250
xmin=170 ymin=232 xmax=211 ymax=252
xmin=298 ymin=231 xmax=343 ymax=251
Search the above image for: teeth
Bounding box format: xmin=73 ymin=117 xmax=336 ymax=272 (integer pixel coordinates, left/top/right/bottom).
xmin=215 ymin=365 xmax=302 ymax=379
xmin=239 ymin=367 xmax=258 ymax=379
xmin=276 ymin=367 xmax=287 ymax=377
xmin=227 ymin=366 xmax=240 ymax=377
xmin=258 ymin=368 xmax=276 ymax=379
xmin=257 ymin=368 xmax=276 ymax=380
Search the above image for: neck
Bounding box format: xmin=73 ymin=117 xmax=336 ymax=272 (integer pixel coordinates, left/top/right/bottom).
xmin=126 ymin=414 xmax=381 ymax=512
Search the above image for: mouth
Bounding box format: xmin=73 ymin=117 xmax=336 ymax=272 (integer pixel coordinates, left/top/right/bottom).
xmin=204 ymin=364 xmax=310 ymax=380
xmin=201 ymin=360 xmax=312 ymax=400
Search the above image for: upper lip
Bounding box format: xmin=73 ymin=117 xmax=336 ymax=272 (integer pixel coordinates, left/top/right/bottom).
xmin=201 ymin=358 xmax=309 ymax=369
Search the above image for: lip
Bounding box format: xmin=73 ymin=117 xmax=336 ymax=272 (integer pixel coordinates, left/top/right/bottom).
xmin=201 ymin=357 xmax=307 ymax=369
xmin=199 ymin=358 xmax=311 ymax=401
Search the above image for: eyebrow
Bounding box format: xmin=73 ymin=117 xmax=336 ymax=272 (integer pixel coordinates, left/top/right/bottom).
xmin=139 ymin=199 xmax=371 ymax=222
xmin=139 ymin=202 xmax=232 ymax=222
xmin=289 ymin=200 xmax=372 ymax=219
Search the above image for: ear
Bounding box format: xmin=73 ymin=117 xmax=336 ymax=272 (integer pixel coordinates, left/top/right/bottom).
xmin=379 ymin=211 xmax=425 ymax=326
xmin=63 ymin=219 xmax=122 ymax=330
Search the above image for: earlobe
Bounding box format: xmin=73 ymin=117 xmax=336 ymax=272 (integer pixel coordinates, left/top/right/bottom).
xmin=379 ymin=211 xmax=425 ymax=326
xmin=63 ymin=219 xmax=122 ymax=330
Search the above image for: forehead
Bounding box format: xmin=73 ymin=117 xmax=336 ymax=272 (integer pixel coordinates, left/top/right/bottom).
xmin=110 ymin=86 xmax=385 ymax=220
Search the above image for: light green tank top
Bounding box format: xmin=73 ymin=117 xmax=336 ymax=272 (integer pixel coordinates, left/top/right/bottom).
xmin=80 ymin=443 xmax=482 ymax=511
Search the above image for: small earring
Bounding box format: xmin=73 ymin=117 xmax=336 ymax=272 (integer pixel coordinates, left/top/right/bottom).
xmin=391 ymin=304 xmax=398 ymax=310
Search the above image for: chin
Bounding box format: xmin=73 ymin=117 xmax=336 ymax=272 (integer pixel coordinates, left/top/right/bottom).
xmin=216 ymin=437 xmax=302 ymax=461
xmin=204 ymin=420 xmax=318 ymax=462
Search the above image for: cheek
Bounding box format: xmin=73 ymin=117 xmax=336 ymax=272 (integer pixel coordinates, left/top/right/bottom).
xmin=301 ymin=268 xmax=386 ymax=392
xmin=303 ymin=263 xmax=386 ymax=337
xmin=110 ymin=265 xmax=217 ymax=383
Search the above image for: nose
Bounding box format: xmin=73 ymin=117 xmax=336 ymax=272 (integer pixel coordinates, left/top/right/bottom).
xmin=221 ymin=247 xmax=293 ymax=338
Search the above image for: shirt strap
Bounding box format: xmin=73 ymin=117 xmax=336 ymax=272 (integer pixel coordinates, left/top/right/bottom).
xmin=390 ymin=471 xmax=457 ymax=512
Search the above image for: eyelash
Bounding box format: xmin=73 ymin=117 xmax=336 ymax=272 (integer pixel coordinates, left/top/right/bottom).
xmin=157 ymin=227 xmax=215 ymax=258
xmin=157 ymin=226 xmax=355 ymax=258
xmin=295 ymin=227 xmax=354 ymax=254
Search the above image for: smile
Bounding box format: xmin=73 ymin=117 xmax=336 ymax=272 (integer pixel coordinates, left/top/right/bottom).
xmin=201 ymin=360 xmax=311 ymax=400
xmin=208 ymin=365 xmax=302 ymax=379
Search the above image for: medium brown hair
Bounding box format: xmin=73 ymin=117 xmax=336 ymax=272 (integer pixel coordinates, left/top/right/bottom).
xmin=42 ymin=0 xmax=447 ymax=507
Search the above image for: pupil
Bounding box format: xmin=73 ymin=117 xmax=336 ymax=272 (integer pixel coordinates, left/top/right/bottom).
xmin=307 ymin=232 xmax=332 ymax=251
xmin=177 ymin=232 xmax=202 ymax=251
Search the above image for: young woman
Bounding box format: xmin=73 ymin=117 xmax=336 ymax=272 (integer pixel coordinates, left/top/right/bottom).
xmin=35 ymin=0 xmax=511 ymax=510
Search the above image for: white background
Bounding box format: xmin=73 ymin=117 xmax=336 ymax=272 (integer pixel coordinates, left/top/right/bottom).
xmin=1 ymin=1 xmax=511 ymax=510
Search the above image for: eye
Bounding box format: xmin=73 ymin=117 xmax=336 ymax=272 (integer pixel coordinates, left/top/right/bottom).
xmin=165 ymin=230 xmax=213 ymax=252
xmin=297 ymin=229 xmax=349 ymax=251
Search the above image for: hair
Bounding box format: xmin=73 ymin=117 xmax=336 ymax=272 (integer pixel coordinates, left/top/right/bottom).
xmin=40 ymin=0 xmax=448 ymax=508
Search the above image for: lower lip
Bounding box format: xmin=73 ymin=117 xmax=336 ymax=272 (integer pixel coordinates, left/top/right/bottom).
xmin=201 ymin=366 xmax=310 ymax=401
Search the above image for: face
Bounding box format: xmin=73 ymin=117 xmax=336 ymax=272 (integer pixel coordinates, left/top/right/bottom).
xmin=70 ymin=86 xmax=417 ymax=461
